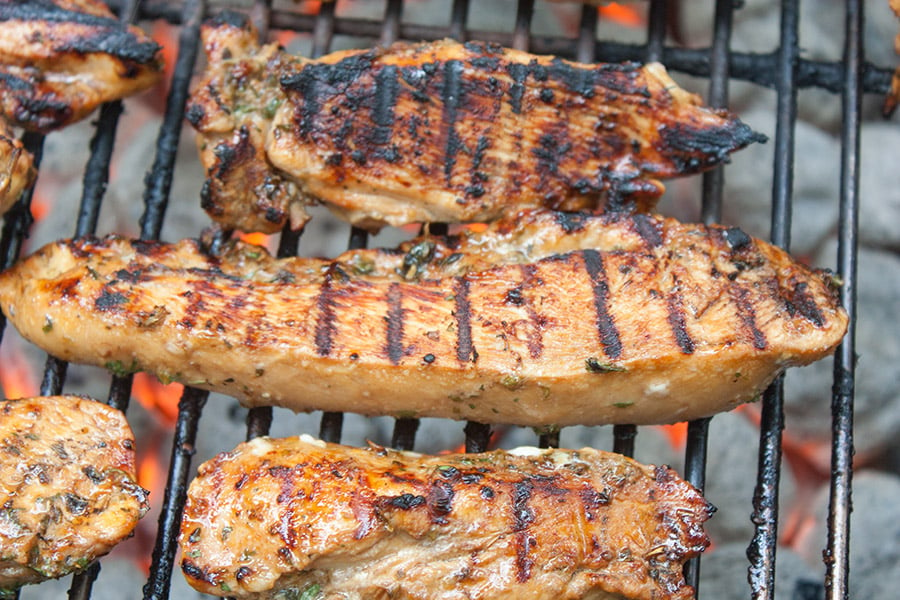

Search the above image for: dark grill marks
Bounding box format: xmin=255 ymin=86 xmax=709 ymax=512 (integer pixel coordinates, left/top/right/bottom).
xmin=282 ymin=51 xmax=375 ymax=142
xmin=0 ymin=3 xmax=161 ymax=64
xmin=385 ymin=283 xmax=405 ymax=365
xmin=507 ymin=63 xmax=527 ymax=114
xmin=370 ymin=65 xmax=399 ymax=147
xmin=427 ymin=480 xmax=455 ymax=524
xmin=731 ymin=287 xmax=768 ymax=350
xmin=782 ymin=280 xmax=826 ymax=327
xmin=289 ymin=64 xmax=321 ymax=141
xmin=519 ymin=265 xmax=545 ymax=359
xmin=632 ymin=213 xmax=664 ymax=248
xmin=666 ymin=291 xmax=695 ymax=354
xmin=453 ymin=277 xmax=476 ymax=363
xmin=441 ymin=60 xmax=464 ymax=184
xmin=314 ymin=268 xmax=339 ymax=357
xmin=512 ymin=479 xmax=536 ymax=582
xmin=581 ymin=250 xmax=623 ymax=359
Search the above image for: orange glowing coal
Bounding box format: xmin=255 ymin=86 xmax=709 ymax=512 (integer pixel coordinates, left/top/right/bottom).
xmin=656 ymin=421 xmax=688 ymax=450
xmin=132 ymin=372 xmax=182 ymax=426
xmin=30 ymin=191 xmax=49 ymax=222
xmin=238 ymin=231 xmax=271 ymax=248
xmin=597 ymin=2 xmax=645 ymax=27
xmin=0 ymin=342 xmax=38 ymax=399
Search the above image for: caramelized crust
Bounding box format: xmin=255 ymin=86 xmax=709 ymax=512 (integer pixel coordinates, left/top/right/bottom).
xmin=0 ymin=395 xmax=148 ymax=591
xmin=0 ymin=117 xmax=33 ymax=215
xmin=180 ymin=436 xmax=713 ymax=600
xmin=0 ymin=211 xmax=847 ymax=427
xmin=188 ymin=15 xmax=763 ymax=233
xmin=0 ymin=0 xmax=162 ymax=132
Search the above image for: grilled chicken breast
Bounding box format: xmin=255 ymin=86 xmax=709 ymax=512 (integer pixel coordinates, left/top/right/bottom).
xmin=0 ymin=117 xmax=33 ymax=215
xmin=0 ymin=211 xmax=847 ymax=427
xmin=188 ymin=14 xmax=763 ymax=233
xmin=180 ymin=435 xmax=712 ymax=600
xmin=0 ymin=0 xmax=162 ymax=132
xmin=0 ymin=395 xmax=148 ymax=591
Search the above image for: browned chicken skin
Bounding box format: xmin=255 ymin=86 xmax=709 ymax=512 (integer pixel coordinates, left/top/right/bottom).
xmin=0 ymin=117 xmax=33 ymax=215
xmin=188 ymin=14 xmax=763 ymax=233
xmin=0 ymin=210 xmax=847 ymax=427
xmin=0 ymin=395 xmax=148 ymax=591
xmin=180 ymin=435 xmax=713 ymax=600
xmin=0 ymin=0 xmax=162 ymax=132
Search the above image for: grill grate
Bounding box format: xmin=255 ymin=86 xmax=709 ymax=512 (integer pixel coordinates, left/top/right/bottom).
xmin=0 ymin=1 xmax=887 ymax=599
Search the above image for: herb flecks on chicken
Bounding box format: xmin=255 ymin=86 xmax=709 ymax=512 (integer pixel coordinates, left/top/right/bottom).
xmin=0 ymin=211 xmax=846 ymax=427
xmin=0 ymin=395 xmax=148 ymax=592
xmin=188 ymin=13 xmax=764 ymax=233
xmin=180 ymin=435 xmax=713 ymax=600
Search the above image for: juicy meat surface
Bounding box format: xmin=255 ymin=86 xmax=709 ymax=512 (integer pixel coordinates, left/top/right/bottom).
xmin=0 ymin=0 xmax=162 ymax=132
xmin=187 ymin=14 xmax=763 ymax=233
xmin=0 ymin=210 xmax=847 ymax=427
xmin=0 ymin=117 xmax=33 ymax=215
xmin=180 ymin=435 xmax=713 ymax=600
xmin=0 ymin=395 xmax=148 ymax=591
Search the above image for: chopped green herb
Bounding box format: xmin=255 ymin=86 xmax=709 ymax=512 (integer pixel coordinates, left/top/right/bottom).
xmin=500 ymin=374 xmax=524 ymax=390
xmin=105 ymin=359 xmax=140 ymax=377
xmin=263 ymin=97 xmax=283 ymax=119
xmin=221 ymin=526 xmax=233 ymax=542
xmin=239 ymin=549 xmax=256 ymax=561
xmin=220 ymin=582 xmax=232 ymax=592
xmin=155 ymin=370 xmax=180 ymax=385
xmin=42 ymin=316 xmax=53 ymax=333
xmin=611 ymin=401 xmax=634 ymax=408
xmin=188 ymin=527 xmax=202 ymax=543
xmin=401 ymin=240 xmax=436 ymax=280
xmin=585 ymin=357 xmax=626 ymax=374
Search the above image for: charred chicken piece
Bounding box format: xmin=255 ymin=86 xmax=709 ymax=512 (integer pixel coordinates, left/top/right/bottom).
xmin=0 ymin=211 xmax=847 ymax=427
xmin=188 ymin=14 xmax=763 ymax=233
xmin=0 ymin=0 xmax=162 ymax=132
xmin=0 ymin=117 xmax=33 ymax=215
xmin=0 ymin=395 xmax=148 ymax=591
xmin=187 ymin=12 xmax=308 ymax=233
xmin=180 ymin=435 xmax=713 ymax=600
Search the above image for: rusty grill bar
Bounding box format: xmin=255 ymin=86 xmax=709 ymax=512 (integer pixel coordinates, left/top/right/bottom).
xmin=0 ymin=0 xmax=887 ymax=599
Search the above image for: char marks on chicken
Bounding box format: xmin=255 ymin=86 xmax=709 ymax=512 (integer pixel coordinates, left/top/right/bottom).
xmin=180 ymin=435 xmax=713 ymax=600
xmin=0 ymin=0 xmax=162 ymax=132
xmin=0 ymin=210 xmax=846 ymax=427
xmin=0 ymin=395 xmax=148 ymax=591
xmin=188 ymin=14 xmax=764 ymax=233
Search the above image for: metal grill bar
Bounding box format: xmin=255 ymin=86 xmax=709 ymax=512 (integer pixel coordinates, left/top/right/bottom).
xmin=108 ymin=1 xmax=891 ymax=96
xmin=826 ymin=1 xmax=863 ymax=598
xmin=142 ymin=388 xmax=208 ymax=600
xmin=139 ymin=0 xmax=205 ymax=241
xmin=683 ymin=0 xmax=737 ymax=590
xmin=242 ymin=0 xmax=278 ymax=443
xmin=135 ymin=2 xmax=210 ymax=598
xmin=748 ymin=0 xmax=800 ymax=597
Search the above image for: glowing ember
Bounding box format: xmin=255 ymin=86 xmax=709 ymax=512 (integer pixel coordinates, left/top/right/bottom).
xmin=598 ymin=2 xmax=645 ymax=27
xmin=238 ymin=231 xmax=271 ymax=248
xmin=0 ymin=340 xmax=38 ymax=399
xmin=132 ymin=372 xmax=182 ymax=426
xmin=656 ymin=421 xmax=688 ymax=450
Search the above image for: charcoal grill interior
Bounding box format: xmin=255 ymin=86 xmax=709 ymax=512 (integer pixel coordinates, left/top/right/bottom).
xmin=0 ymin=0 xmax=892 ymax=599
